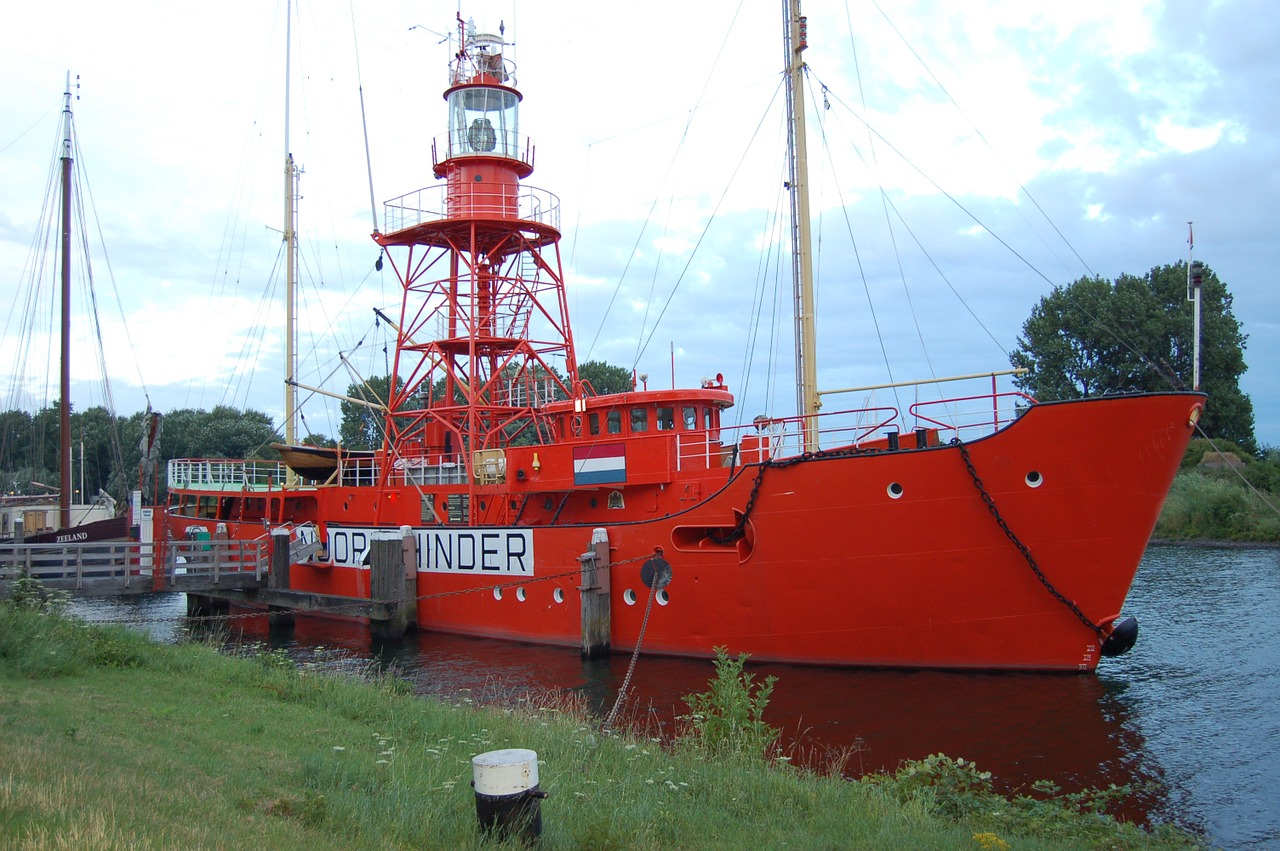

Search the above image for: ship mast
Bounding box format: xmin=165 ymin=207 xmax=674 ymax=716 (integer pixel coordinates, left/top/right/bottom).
xmin=283 ymin=0 xmax=299 ymax=483
xmin=58 ymin=73 xmax=74 ymax=528
xmin=784 ymin=0 xmax=820 ymax=452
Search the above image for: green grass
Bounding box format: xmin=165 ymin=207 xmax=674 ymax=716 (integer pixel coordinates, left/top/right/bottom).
xmin=1 ymin=605 xmax=1200 ymax=850
xmin=1156 ymin=471 xmax=1280 ymax=542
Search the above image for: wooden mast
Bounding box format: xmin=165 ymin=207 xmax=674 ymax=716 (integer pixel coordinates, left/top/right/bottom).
xmin=283 ymin=0 xmax=299 ymax=484
xmin=784 ymin=0 xmax=820 ymax=451
xmin=58 ymin=73 xmax=74 ymax=528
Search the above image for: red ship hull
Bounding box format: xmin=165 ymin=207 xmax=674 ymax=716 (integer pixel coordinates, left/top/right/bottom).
xmin=164 ymin=392 xmax=1200 ymax=671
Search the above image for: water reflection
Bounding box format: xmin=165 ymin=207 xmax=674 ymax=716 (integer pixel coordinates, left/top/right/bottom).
xmin=68 ymin=544 xmax=1279 ymax=848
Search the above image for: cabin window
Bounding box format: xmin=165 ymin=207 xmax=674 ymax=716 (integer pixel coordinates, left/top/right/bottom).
xmin=704 ymin=408 xmax=715 ymax=430
xmin=656 ymin=407 xmax=675 ymax=431
xmin=607 ymin=410 xmax=622 ymax=434
xmin=589 ymin=412 xmax=600 ymax=435
xmin=630 ymin=408 xmax=649 ymax=433
xmin=682 ymin=406 xmax=698 ymax=430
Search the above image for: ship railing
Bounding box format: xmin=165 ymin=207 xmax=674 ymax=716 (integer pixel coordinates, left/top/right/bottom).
xmin=908 ymin=392 xmax=1036 ymax=440
xmin=677 ymin=387 xmax=1035 ymax=468
xmin=168 ymin=458 xmax=291 ymax=492
xmin=382 ymin=181 xmax=560 ymax=232
xmin=685 ymin=406 xmax=900 ymax=467
xmin=389 ymin=453 xmax=469 ymax=486
xmin=433 ymin=130 xmax=534 ymax=169
xmin=337 ymin=454 xmax=381 ymax=487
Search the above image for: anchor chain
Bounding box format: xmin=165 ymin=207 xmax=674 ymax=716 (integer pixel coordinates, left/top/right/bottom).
xmin=709 ymin=465 xmax=769 ymax=543
xmin=954 ymin=439 xmax=1107 ymax=642
xmin=708 ymin=443 xmax=886 ymax=544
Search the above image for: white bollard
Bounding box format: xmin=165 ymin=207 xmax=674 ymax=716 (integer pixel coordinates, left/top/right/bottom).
xmin=471 ymin=748 xmax=546 ymax=842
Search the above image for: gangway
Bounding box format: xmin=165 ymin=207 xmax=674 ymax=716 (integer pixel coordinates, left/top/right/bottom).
xmin=0 ymin=539 xmax=268 ymax=598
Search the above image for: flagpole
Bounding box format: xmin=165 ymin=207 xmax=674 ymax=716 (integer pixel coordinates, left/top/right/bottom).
xmin=1187 ymin=222 xmax=1202 ymax=392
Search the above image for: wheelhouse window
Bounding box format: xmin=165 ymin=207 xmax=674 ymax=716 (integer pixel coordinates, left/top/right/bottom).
xmin=589 ymin=412 xmax=600 ymax=435
xmin=682 ymin=406 xmax=698 ymax=430
xmin=704 ymin=407 xmax=715 ymax=430
xmin=656 ymin=407 xmax=675 ymax=431
xmin=607 ymin=410 xmax=622 ymax=434
xmin=630 ymin=408 xmax=649 ymax=433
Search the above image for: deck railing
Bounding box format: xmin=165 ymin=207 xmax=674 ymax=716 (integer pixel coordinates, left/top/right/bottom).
xmin=168 ymin=458 xmax=291 ymax=491
xmin=678 ymin=385 xmax=1036 ymax=469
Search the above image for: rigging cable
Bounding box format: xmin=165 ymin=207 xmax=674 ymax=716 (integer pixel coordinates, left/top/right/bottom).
xmin=867 ymin=0 xmax=1095 ymax=280
xmin=634 ymin=77 xmax=785 ymax=365
xmin=585 ymin=0 xmax=749 ymax=365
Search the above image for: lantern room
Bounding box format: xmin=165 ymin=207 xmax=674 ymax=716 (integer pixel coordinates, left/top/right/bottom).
xmin=446 ymin=23 xmax=521 ymax=161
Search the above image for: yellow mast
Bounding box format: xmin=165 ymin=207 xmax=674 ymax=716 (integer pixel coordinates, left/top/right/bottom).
xmin=785 ymin=0 xmax=820 ymax=451
xmin=283 ymin=1 xmax=298 ymax=485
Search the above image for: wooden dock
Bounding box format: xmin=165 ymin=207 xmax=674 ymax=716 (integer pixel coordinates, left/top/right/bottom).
xmin=0 ymin=539 xmax=267 ymax=597
xmin=0 ymin=530 xmax=419 ymax=639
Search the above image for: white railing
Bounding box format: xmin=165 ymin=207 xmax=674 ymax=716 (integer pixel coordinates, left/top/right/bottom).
xmin=167 ymin=459 xmax=291 ymax=491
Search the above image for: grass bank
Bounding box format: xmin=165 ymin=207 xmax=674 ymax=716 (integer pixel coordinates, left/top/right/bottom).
xmin=1 ymin=602 xmax=1199 ymax=849
xmin=1154 ymin=440 xmax=1280 ymax=543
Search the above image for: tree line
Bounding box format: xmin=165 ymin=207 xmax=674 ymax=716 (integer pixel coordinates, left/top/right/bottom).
xmin=2 ymin=264 xmax=1259 ymax=514
xmin=0 ymin=361 xmax=636 ymax=504
xmin=0 ymin=405 xmax=276 ymax=504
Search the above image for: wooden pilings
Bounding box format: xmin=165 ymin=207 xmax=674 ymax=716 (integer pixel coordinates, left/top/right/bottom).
xmin=369 ymin=528 xmax=417 ymax=640
xmin=267 ymin=528 xmax=295 ymax=629
xmin=579 ymin=527 xmax=611 ymax=659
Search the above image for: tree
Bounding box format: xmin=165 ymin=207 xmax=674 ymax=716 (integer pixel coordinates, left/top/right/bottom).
xmin=1011 ymin=261 xmax=1254 ymax=451
xmin=578 ymin=359 xmax=633 ymax=395
xmin=339 ymin=374 xmax=392 ymax=450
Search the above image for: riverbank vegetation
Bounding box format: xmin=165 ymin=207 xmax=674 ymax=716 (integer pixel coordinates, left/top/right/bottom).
xmin=2 ymin=597 xmax=1199 ymax=849
xmin=1155 ymin=439 xmax=1280 ymax=543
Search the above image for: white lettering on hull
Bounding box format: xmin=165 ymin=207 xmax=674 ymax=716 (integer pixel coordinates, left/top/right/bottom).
xmin=326 ymin=526 xmax=533 ymax=575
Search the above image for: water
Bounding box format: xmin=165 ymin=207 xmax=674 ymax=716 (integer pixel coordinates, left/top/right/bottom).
xmin=68 ymin=544 xmax=1279 ymax=849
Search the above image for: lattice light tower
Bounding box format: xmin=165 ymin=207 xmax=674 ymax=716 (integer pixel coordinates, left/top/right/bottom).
xmin=374 ymin=17 xmax=580 ymax=475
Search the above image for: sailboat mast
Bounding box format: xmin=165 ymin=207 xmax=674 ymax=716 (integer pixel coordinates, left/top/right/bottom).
xmin=59 ymin=73 xmax=74 ymax=528
xmin=784 ymin=0 xmax=820 ymax=451
xmin=283 ymin=0 xmax=298 ymax=459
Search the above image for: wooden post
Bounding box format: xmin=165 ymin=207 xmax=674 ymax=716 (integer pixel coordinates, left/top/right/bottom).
xmin=579 ymin=527 xmax=611 ymax=659
xmin=267 ymin=527 xmax=294 ymax=629
xmin=370 ymin=528 xmax=415 ymax=640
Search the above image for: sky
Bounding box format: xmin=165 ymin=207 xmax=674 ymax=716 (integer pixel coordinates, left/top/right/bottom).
xmin=1 ymin=0 xmax=1276 ymax=448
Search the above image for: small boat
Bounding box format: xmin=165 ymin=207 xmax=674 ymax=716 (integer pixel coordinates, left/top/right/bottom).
xmin=162 ymin=4 xmax=1202 ymax=671
xmin=271 ymin=443 xmax=377 ymax=485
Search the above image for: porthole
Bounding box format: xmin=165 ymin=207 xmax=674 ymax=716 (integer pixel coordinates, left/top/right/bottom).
xmin=493 ymin=587 xmax=503 ymax=601
xmin=516 ymin=587 xmax=526 ymax=602
xmin=1025 ymin=471 xmax=1044 ymax=488
xmin=887 ymin=482 xmax=904 ymax=499
xmin=553 ymin=587 xmax=564 ymax=604
xmin=623 ymin=589 xmax=637 ymax=606
xmin=656 ymin=589 xmax=670 ymax=606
